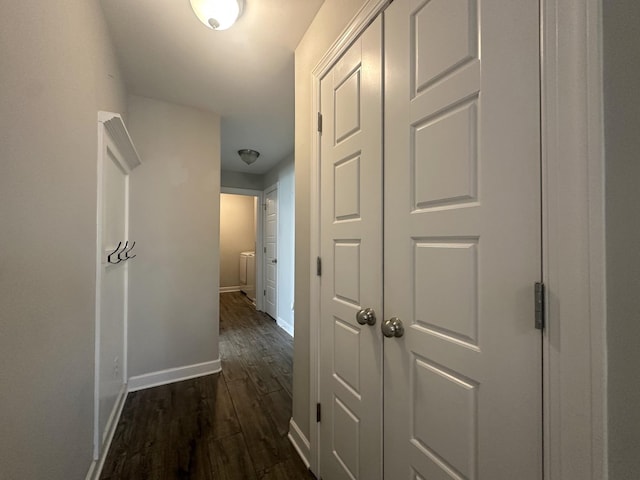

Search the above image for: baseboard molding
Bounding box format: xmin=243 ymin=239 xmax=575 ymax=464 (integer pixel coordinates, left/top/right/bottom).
xmin=127 ymin=359 xmax=221 ymax=392
xmin=85 ymin=383 xmax=127 ymax=480
xmin=277 ymin=316 xmax=294 ymax=337
xmin=288 ymin=418 xmax=311 ymax=469
xmin=220 ymin=285 xmax=242 ymax=293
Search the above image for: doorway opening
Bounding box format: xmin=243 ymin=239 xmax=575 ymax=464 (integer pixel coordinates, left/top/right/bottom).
xmin=219 ymin=190 xmax=262 ymax=309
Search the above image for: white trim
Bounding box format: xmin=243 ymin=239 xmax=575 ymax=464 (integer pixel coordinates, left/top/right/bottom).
xmin=220 ymin=285 xmax=242 ymax=293
xmin=93 ymin=117 xmax=104 ymax=461
xmin=288 ymin=418 xmax=311 ymax=469
xmin=311 ymin=0 xmax=392 ymax=78
xmin=93 ymin=112 xmax=140 ymax=461
xmin=98 ymin=111 xmax=141 ymax=169
xmin=308 ymin=0 xmax=389 ymax=475
xmin=277 ymin=316 xmax=294 ymax=337
xmin=122 ymin=152 xmax=130 ymax=407
xmin=127 ymin=359 xmax=222 ymax=392
xmin=85 ymin=384 xmax=127 ymax=480
xmin=220 ymin=186 xmax=264 ymax=312
xmin=542 ymin=0 xmax=607 ymax=478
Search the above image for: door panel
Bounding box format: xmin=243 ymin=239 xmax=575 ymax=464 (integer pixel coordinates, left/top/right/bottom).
xmin=319 ymin=16 xmax=383 ymax=480
xmin=384 ymin=0 xmax=542 ymax=479
xmin=264 ymin=187 xmax=277 ymax=319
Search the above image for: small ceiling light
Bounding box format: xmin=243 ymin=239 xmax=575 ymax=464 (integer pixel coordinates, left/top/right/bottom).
xmin=190 ymin=0 xmax=243 ymax=31
xmin=238 ymin=149 xmax=260 ymax=166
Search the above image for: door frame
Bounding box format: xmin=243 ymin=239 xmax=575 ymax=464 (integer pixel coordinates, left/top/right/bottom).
xmin=93 ymin=112 xmax=141 ymax=469
xmin=307 ymin=0 xmax=607 ymax=478
xmin=220 ymin=186 xmax=265 ymax=312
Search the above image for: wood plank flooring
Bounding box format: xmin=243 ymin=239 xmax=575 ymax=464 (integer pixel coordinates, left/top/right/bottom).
xmin=100 ymin=292 xmax=314 ymax=480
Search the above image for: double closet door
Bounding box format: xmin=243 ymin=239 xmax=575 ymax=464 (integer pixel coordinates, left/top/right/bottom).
xmin=318 ymin=0 xmax=543 ymax=479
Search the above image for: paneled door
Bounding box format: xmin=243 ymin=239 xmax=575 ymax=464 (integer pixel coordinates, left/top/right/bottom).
xmin=384 ymin=0 xmax=542 ymax=478
xmin=318 ymin=15 xmax=384 ymax=480
xmin=264 ymin=185 xmax=278 ymax=320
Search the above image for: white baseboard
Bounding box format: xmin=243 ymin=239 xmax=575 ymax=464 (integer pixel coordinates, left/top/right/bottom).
xmin=288 ymin=418 xmax=311 ymax=469
xmin=127 ymin=359 xmax=221 ymax=392
xmin=277 ymin=316 xmax=294 ymax=337
xmin=220 ymin=285 xmax=242 ymax=293
xmin=85 ymin=383 xmax=127 ymax=480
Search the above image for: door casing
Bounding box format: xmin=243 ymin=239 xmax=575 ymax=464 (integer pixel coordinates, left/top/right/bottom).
xmin=306 ymin=0 xmax=607 ymax=478
xmin=93 ymin=112 xmax=141 ymax=467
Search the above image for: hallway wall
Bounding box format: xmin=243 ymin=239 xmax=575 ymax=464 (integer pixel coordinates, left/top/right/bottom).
xmin=221 ymin=170 xmax=264 ymax=190
xmin=603 ymin=1 xmax=640 ymax=477
xmin=127 ymin=95 xmax=221 ymax=379
xmin=0 ymin=1 xmax=127 ymax=478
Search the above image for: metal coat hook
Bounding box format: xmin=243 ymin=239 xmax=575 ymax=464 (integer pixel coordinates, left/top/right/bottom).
xmin=117 ymin=241 xmax=129 ymax=262
xmin=107 ymin=241 xmax=123 ymax=264
xmin=124 ymin=241 xmax=136 ymax=259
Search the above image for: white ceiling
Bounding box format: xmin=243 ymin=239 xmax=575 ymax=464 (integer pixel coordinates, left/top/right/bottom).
xmin=100 ymin=0 xmax=324 ymax=174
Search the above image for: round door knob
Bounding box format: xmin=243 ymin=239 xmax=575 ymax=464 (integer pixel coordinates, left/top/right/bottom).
xmin=381 ymin=317 xmax=404 ymax=338
xmin=356 ymin=308 xmax=376 ymax=326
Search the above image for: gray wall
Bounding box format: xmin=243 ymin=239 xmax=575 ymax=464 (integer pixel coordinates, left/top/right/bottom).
xmin=264 ymin=154 xmax=296 ymax=333
xmin=603 ymin=2 xmax=640 ymax=478
xmin=127 ymin=95 xmax=221 ymax=378
xmin=293 ymin=0 xmax=370 ymax=442
xmin=0 ymin=1 xmax=127 ymax=478
xmin=221 ymin=170 xmax=265 ymax=190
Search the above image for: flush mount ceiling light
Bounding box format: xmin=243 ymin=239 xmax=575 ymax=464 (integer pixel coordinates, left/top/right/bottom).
xmin=238 ymin=149 xmax=260 ymax=166
xmin=190 ymin=0 xmax=244 ymax=31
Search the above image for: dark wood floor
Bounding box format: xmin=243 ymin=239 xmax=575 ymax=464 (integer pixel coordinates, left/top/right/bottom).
xmin=101 ymin=292 xmax=314 ymax=479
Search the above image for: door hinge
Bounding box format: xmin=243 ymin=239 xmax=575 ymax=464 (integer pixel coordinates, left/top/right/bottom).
xmin=534 ymin=282 xmax=545 ymax=330
xmin=264 ymin=290 xmax=266 ymax=296
xmin=317 ymin=112 xmax=323 ymax=133
xmin=316 ymin=403 xmax=321 ymax=422
xmin=264 ymin=246 xmax=267 ymax=253
xmin=316 ymin=257 xmax=322 ymax=276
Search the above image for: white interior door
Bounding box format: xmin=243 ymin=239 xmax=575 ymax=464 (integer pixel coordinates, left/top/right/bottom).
xmin=318 ymin=16 xmax=383 ymax=480
xmin=383 ymin=0 xmax=542 ymax=478
xmin=264 ymin=186 xmax=278 ymax=319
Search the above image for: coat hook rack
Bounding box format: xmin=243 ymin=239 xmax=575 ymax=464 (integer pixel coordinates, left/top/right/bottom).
xmin=106 ymin=240 xmax=137 ymax=264
xmin=124 ymin=241 xmax=136 ymax=259
xmin=117 ymin=241 xmax=129 ymax=262
xmin=107 ymin=241 xmax=123 ymax=264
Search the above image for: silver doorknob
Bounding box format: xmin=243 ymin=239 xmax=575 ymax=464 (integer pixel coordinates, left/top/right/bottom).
xmin=381 ymin=317 xmax=404 ymax=338
xmin=356 ymin=308 xmax=376 ymax=326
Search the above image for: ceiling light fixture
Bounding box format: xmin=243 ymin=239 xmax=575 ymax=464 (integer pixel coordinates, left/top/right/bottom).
xmin=190 ymin=0 xmax=244 ymax=31
xmin=238 ymin=149 xmax=260 ymax=166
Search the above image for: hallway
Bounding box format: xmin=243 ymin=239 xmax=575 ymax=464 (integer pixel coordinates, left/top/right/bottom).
xmin=100 ymin=292 xmax=312 ymax=479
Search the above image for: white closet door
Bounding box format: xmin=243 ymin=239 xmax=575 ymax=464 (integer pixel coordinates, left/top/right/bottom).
xmin=318 ymin=16 xmax=383 ymax=480
xmin=384 ymin=0 xmax=542 ymax=478
xmin=264 ymin=186 xmax=278 ymax=319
